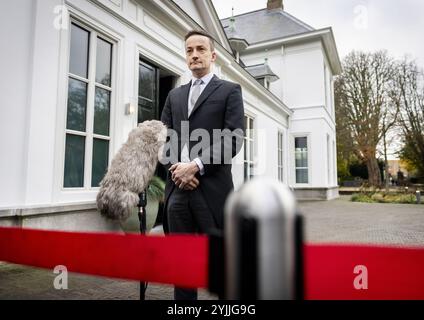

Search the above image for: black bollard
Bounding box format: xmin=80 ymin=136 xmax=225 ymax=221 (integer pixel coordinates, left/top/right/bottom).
xmin=223 ymin=177 xmax=302 ymax=300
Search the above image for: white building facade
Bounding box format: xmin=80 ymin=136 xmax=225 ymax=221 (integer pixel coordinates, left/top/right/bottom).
xmin=0 ymin=0 xmax=340 ymax=230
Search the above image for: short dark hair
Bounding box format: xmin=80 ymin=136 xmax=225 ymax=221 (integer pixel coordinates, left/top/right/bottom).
xmin=184 ymin=30 xmax=215 ymax=51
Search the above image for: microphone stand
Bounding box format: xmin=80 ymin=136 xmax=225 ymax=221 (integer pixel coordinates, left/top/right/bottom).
xmin=137 ymin=191 xmax=147 ymax=300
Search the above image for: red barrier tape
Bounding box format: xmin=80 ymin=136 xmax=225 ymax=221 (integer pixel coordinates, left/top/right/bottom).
xmin=1 ymin=227 xmax=424 ymax=299
xmin=0 ymin=227 xmax=208 ymax=289
xmin=304 ymin=244 xmax=424 ymax=300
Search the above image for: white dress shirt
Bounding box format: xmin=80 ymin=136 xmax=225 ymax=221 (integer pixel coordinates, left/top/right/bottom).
xmin=180 ymin=72 xmax=215 ymax=175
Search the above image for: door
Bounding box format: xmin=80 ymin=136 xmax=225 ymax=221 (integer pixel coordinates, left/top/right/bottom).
xmin=138 ymin=60 xmax=159 ymax=123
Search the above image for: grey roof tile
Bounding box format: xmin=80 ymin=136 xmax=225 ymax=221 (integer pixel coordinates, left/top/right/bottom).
xmin=221 ymin=8 xmax=314 ymax=44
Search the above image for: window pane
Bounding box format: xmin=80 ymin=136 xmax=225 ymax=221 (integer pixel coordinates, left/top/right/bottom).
xmin=249 ymin=140 xmax=254 ymax=162
xmin=295 ymin=150 xmax=308 ymax=168
xmin=278 ymin=146 xmax=281 ymax=165
xmin=296 ymin=168 xmax=308 ymax=184
xmin=138 ymin=99 xmax=155 ymax=123
xmin=249 ymin=118 xmax=254 ymax=139
xmin=67 ymin=78 xmax=87 ymax=132
xmin=70 ymin=24 xmax=89 ymax=78
xmin=295 ymin=137 xmax=307 ymax=149
xmin=94 ymin=87 xmax=110 ymax=136
xmin=91 ymin=138 xmax=109 ymax=187
xmin=96 ymin=37 xmax=112 ymax=86
xmin=295 ymin=137 xmax=308 ymax=167
xmin=64 ymin=134 xmax=85 ymax=187
xmin=139 ymin=63 xmax=155 ymax=100
xmin=249 ymin=162 xmax=254 ymax=179
xmin=280 ymin=133 xmax=283 ymax=149
xmin=242 ymin=139 xmax=246 ymax=161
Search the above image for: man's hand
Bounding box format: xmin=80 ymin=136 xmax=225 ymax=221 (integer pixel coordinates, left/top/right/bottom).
xmin=169 ymin=162 xmax=200 ymax=190
xmin=182 ymin=176 xmax=200 ymax=190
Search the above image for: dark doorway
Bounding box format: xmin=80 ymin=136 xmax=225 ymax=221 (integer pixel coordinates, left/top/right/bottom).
xmin=138 ymin=58 xmax=177 ymax=226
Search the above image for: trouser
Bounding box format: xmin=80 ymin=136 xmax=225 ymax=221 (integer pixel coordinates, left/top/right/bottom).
xmin=167 ymin=187 xmax=217 ymax=300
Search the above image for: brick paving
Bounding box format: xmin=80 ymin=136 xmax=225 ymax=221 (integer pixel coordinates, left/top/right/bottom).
xmin=0 ymin=262 xmax=215 ymax=300
xmin=299 ymin=195 xmax=424 ymax=246
xmin=1 ymin=195 xmax=423 ymax=299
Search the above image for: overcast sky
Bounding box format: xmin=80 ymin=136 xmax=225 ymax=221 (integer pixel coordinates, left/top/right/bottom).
xmin=211 ymin=0 xmax=424 ymax=68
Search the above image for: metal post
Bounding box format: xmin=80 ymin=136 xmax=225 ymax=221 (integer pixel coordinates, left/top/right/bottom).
xmin=416 ymin=190 xmax=421 ymax=204
xmin=137 ymin=191 xmax=147 ymax=300
xmin=224 ymin=177 xmax=302 ymax=300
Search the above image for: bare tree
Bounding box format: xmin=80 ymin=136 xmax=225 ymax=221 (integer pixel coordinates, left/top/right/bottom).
xmin=380 ymin=120 xmax=399 ymax=191
xmin=391 ymin=59 xmax=424 ymax=178
xmin=334 ymin=78 xmax=356 ymax=179
xmin=335 ymin=51 xmax=397 ymax=186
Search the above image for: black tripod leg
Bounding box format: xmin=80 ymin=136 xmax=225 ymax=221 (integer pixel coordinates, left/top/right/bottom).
xmin=138 ymin=191 xmax=148 ymax=300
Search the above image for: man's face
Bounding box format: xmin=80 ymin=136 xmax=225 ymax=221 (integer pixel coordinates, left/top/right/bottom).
xmin=185 ymin=35 xmax=217 ymax=77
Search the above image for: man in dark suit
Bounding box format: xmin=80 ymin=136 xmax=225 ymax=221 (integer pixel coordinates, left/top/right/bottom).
xmin=160 ymin=30 xmax=244 ymax=300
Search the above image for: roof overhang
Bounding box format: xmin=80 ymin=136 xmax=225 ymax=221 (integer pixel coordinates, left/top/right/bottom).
xmin=194 ymin=0 xmax=234 ymax=53
xmin=228 ymin=37 xmax=249 ymax=52
xmin=245 ymin=64 xmax=280 ymax=82
xmin=244 ymin=27 xmax=342 ymax=75
xmin=154 ymin=1 xmax=292 ymax=117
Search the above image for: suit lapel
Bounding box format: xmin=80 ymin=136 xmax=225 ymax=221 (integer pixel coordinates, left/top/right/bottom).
xmin=179 ymin=81 xmax=191 ymax=121
xmin=189 ymin=75 xmax=223 ymax=119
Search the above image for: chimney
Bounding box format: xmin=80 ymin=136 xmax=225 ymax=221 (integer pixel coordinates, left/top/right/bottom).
xmin=267 ymin=0 xmax=284 ymax=10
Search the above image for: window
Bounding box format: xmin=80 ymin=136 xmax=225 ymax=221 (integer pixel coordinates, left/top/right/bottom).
xmin=278 ymin=131 xmax=284 ymax=182
xmin=64 ymin=22 xmax=113 ymax=188
xmin=138 ymin=60 xmax=159 ymax=123
xmin=295 ymin=137 xmax=308 ymax=184
xmin=244 ymin=115 xmax=254 ymax=181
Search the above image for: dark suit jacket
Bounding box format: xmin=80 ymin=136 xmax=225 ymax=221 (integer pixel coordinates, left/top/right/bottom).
xmin=160 ymin=74 xmax=245 ymax=233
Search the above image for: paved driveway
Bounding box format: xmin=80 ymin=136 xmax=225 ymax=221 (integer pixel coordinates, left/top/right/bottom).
xmin=1 ymin=195 xmax=423 ymax=299
xmin=299 ymin=195 xmax=424 ymax=246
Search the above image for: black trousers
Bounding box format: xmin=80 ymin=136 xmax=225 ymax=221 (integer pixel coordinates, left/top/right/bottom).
xmin=167 ymin=186 xmax=217 ymax=300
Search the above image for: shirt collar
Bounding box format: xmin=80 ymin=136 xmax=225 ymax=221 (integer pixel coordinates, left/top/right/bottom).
xmin=191 ymin=72 xmax=214 ymax=87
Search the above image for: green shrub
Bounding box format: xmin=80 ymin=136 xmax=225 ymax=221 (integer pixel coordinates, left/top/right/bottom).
xmin=386 ymin=194 xmax=416 ymax=204
xmin=351 ymin=193 xmax=374 ymax=203
xmin=371 ymin=193 xmax=385 ymax=203
xmin=351 ymin=192 xmax=421 ymax=204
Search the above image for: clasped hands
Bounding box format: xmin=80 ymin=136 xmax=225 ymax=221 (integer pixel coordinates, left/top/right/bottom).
xmin=169 ymin=161 xmax=200 ymax=190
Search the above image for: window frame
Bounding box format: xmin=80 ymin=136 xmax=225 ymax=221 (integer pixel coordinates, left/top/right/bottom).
xmin=293 ymin=134 xmax=311 ymax=185
xmin=243 ymin=114 xmax=255 ymax=181
xmin=62 ymin=18 xmax=117 ymax=190
xmin=278 ymin=131 xmax=284 ymax=182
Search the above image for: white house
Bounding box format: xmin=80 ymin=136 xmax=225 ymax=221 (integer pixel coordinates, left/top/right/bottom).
xmin=0 ymin=0 xmax=341 ymax=230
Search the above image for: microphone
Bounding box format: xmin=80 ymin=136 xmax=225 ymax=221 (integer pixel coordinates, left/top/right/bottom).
xmin=96 ymin=120 xmax=167 ymax=221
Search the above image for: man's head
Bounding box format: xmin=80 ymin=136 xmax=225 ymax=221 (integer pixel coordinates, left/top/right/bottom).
xmin=184 ymin=30 xmax=217 ymax=78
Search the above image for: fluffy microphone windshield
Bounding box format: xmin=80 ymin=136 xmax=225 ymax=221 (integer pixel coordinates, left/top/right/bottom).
xmin=96 ymin=120 xmax=167 ymax=221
